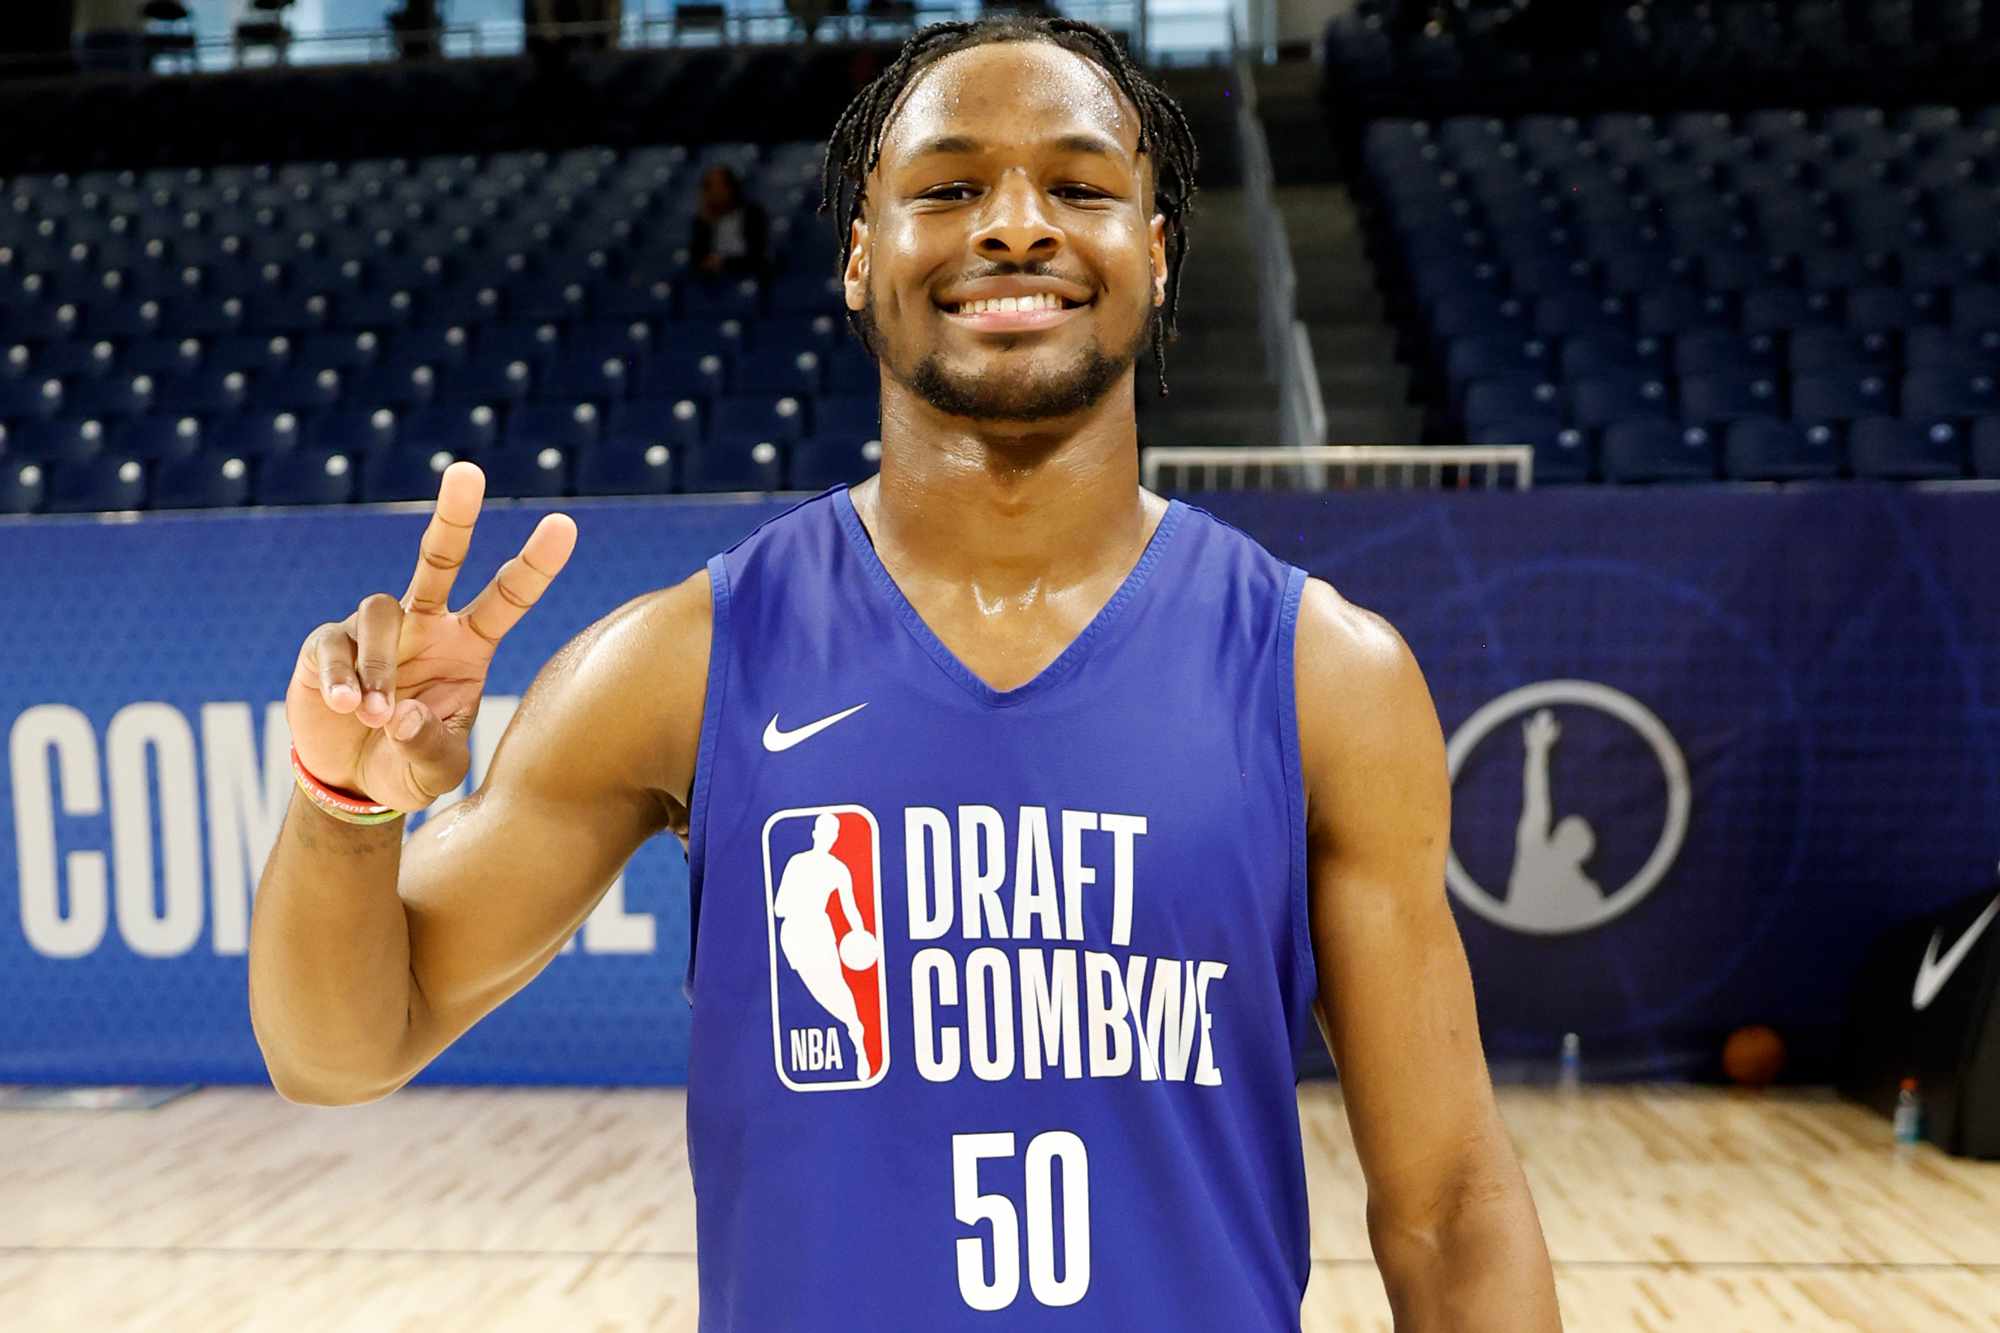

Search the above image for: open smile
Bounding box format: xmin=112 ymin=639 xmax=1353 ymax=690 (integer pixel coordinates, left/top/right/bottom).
xmin=938 ymin=293 xmax=1090 ymax=332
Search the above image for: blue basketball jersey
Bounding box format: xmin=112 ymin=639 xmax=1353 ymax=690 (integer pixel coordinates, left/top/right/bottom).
xmin=685 ymin=484 xmax=1318 ymax=1330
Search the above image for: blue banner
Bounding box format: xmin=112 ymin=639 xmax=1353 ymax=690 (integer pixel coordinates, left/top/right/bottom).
xmin=5 ymin=485 xmax=1997 ymax=1085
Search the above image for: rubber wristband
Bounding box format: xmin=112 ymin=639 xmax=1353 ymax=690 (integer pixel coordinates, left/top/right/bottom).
xmin=291 ymin=743 xmax=403 ymax=826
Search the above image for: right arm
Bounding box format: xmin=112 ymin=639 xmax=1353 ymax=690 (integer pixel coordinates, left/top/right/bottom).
xmin=251 ymin=574 xmax=710 ymax=1105
xmin=249 ymin=470 xmax=712 ymax=1105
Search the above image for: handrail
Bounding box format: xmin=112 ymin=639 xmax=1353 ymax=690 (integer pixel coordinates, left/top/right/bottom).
xmin=1227 ymin=16 xmax=1324 ymax=447
xmin=1140 ymin=445 xmax=1536 ymax=491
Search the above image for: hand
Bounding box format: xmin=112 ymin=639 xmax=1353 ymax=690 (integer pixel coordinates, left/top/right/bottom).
xmin=284 ymin=461 xmax=578 ymax=813
xmin=1522 ymin=709 xmax=1560 ymax=751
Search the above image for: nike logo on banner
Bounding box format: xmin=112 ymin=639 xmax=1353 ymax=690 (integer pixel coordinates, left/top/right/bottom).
xmin=763 ymin=703 xmax=868 ymax=753
xmin=1912 ymin=894 xmax=2000 ymax=1012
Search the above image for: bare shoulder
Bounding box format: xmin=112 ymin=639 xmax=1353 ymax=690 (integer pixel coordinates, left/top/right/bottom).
xmin=495 ymin=566 xmax=714 ymax=817
xmin=1293 ymin=576 xmax=1445 ymax=821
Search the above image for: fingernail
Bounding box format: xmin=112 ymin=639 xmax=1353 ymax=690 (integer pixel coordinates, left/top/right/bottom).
xmin=330 ymin=683 xmax=358 ymax=706
xmin=395 ymin=708 xmax=421 ymax=741
xmin=365 ymin=690 xmax=387 ymax=716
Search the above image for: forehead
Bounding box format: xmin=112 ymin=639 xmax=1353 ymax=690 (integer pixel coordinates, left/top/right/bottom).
xmin=876 ymin=41 xmax=1141 ymax=169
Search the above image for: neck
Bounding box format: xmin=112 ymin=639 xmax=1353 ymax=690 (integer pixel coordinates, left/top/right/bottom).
xmin=857 ymin=371 xmax=1151 ymax=598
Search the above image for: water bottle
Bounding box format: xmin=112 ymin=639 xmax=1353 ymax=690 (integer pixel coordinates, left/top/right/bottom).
xmin=1558 ymin=1032 xmax=1581 ymax=1092
xmin=1893 ymin=1078 xmax=1922 ymax=1148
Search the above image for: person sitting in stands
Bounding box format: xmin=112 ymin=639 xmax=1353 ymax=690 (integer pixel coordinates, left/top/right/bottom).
xmin=690 ymin=165 xmax=770 ymax=285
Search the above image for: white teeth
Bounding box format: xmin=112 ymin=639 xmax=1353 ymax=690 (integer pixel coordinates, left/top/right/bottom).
xmin=954 ymin=293 xmax=1067 ymax=314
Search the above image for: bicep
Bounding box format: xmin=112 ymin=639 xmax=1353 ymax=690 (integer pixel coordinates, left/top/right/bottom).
xmin=1297 ymin=580 xmax=1502 ymax=1223
xmin=391 ymin=573 xmax=711 ymax=1074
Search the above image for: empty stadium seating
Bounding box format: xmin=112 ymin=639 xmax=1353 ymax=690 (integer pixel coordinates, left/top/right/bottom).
xmin=1364 ymin=106 xmax=2000 ymax=482
xmin=0 ymin=141 xmax=882 ymax=511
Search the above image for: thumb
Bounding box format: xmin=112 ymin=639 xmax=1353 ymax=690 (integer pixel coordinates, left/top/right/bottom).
xmin=385 ymin=699 xmax=467 ymax=802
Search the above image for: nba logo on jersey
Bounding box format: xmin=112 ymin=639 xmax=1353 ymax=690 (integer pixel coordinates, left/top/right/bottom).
xmin=761 ymin=804 xmax=890 ymax=1091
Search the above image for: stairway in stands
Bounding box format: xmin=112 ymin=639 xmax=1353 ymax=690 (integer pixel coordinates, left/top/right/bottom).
xmin=1249 ymin=58 xmax=1425 ymax=444
xmin=1136 ymin=64 xmax=1286 ymax=450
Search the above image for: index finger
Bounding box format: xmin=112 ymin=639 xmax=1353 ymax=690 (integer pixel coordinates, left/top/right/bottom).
xmin=402 ymin=461 xmax=487 ymax=614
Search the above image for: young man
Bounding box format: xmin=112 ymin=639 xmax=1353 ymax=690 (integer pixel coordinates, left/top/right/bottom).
xmin=250 ymin=17 xmax=1560 ymax=1330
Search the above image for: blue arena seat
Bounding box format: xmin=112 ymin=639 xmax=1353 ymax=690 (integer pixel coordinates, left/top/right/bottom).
xmin=42 ymin=453 xmax=146 ymax=513
xmin=386 ymin=325 xmax=469 ymax=370
xmin=1559 ymin=335 xmax=1669 ymax=380
xmin=214 ymin=411 xmax=307 ymax=457
xmin=575 ymin=440 xmax=678 ymax=496
xmin=1600 ymin=421 xmax=1719 ymax=483
xmin=400 ymin=403 xmax=500 ymax=454
xmin=1571 ymin=374 xmax=1673 ymax=429
xmin=1679 ymin=372 xmax=1785 ymax=425
xmin=361 ymin=445 xmax=459 ymax=503
xmin=683 ymin=438 xmax=783 ymax=493
xmin=1446 ymin=334 xmax=1553 ymax=385
xmin=506 ymin=401 xmax=601 ymax=452
xmin=0 ymin=376 xmax=65 ymax=420
xmin=608 ymin=396 xmax=704 ymax=451
xmin=1904 ymin=329 xmax=2000 ymax=373
xmin=733 ymin=343 xmax=822 ymax=396
xmin=254 ymin=447 xmax=359 ymax=505
xmin=1791 ymin=373 xmax=1894 ymax=425
xmin=7 ymin=416 xmax=117 ymax=465
xmin=712 ymin=393 xmax=805 ymax=444
xmin=1849 ymin=418 xmax=1966 ymax=479
xmin=157 ymin=367 xmax=251 ymax=414
xmin=260 ymin=364 xmax=345 ymax=412
xmin=789 ymin=436 xmax=881 ymax=490
xmin=123 ymin=414 xmax=205 ymax=462
xmin=304 ymin=406 xmax=398 ymax=453
xmin=154 ymin=451 xmax=253 ymax=509
xmin=1673 ymin=332 xmax=1780 ymax=380
xmin=1472 ymin=420 xmax=1594 ymax=484
xmin=1789 ymin=329 xmax=1898 ymax=374
xmin=1902 ymin=371 xmax=2000 ymax=420
xmin=1723 ymin=420 xmax=1845 ymax=481
xmin=0 ymin=454 xmax=52 ymax=513
xmin=542 ymin=350 xmax=633 ymax=403
xmin=1953 ymin=286 xmax=2000 ymax=333
xmin=482 ymin=444 xmax=570 ymax=499
xmin=1460 ymin=377 xmax=1561 ymax=435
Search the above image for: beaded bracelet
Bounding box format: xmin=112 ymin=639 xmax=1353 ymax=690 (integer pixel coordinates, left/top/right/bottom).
xmin=290 ymin=743 xmax=404 ymax=827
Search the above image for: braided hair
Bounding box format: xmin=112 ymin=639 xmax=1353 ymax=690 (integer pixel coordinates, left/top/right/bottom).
xmin=817 ymin=16 xmax=1200 ymax=398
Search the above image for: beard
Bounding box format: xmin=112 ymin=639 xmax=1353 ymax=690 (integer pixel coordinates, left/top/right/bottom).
xmin=859 ymin=292 xmax=1151 ymax=423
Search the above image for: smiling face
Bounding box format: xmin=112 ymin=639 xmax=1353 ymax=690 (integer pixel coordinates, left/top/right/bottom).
xmin=844 ymin=39 xmax=1169 ymax=425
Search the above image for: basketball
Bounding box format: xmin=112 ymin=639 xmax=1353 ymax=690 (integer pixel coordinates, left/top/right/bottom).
xmin=838 ymin=930 xmax=879 ymax=972
xmin=1723 ymin=1025 xmax=1787 ymax=1089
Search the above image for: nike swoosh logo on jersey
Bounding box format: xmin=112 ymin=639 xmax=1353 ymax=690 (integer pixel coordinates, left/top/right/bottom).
xmin=1912 ymin=893 xmax=2000 ymax=1011
xmin=762 ymin=703 xmax=868 ymax=753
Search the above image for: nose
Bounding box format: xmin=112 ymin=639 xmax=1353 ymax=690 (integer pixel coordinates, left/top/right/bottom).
xmin=970 ymin=169 xmax=1061 ymax=262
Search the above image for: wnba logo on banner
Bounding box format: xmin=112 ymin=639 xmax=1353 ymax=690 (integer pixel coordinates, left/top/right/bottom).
xmin=762 ymin=804 xmax=890 ymax=1091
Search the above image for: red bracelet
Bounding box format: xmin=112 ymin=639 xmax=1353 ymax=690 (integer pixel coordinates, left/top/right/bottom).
xmin=290 ymin=743 xmax=398 ymax=821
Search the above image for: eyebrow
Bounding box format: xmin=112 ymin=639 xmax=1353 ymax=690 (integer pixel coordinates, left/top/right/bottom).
xmin=898 ymin=132 xmax=1129 ymax=167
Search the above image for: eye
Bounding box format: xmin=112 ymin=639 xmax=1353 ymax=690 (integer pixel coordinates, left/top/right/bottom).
xmin=921 ymin=185 xmax=976 ymax=201
xmin=1055 ymin=185 xmax=1110 ymax=201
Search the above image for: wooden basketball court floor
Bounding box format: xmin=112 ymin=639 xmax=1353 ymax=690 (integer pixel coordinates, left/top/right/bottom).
xmin=3 ymin=1083 xmax=1996 ymax=1331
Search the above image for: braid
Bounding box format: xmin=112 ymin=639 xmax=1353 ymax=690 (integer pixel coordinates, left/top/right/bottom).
xmin=817 ymin=17 xmax=1200 ymax=398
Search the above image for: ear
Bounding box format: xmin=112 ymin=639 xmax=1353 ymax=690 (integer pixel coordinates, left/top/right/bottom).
xmin=844 ymin=217 xmax=870 ymax=312
xmin=1149 ymin=213 xmax=1167 ymax=307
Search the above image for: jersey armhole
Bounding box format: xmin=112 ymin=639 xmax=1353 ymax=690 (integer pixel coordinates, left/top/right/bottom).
xmin=683 ymin=552 xmax=734 ymax=1006
xmin=1276 ymin=563 xmax=1316 ymax=1075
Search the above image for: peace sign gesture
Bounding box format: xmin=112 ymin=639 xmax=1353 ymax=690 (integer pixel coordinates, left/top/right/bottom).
xmin=285 ymin=461 xmax=578 ymax=813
